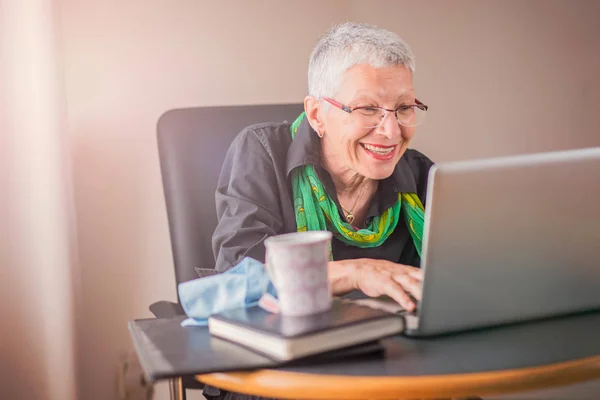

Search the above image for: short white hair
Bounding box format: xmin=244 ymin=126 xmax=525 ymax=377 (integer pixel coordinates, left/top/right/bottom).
xmin=308 ymin=22 xmax=416 ymax=99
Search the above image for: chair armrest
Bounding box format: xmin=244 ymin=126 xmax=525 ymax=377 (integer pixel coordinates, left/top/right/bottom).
xmin=148 ymin=300 xmax=185 ymax=319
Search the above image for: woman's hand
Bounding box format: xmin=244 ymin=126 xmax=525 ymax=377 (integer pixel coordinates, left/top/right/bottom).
xmin=328 ymin=258 xmax=423 ymax=312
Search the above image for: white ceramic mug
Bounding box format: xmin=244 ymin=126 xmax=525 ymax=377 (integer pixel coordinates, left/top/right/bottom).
xmin=264 ymin=231 xmax=333 ymax=317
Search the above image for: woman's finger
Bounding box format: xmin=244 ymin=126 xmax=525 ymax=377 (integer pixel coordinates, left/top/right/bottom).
xmin=403 ymin=266 xmax=424 ymax=281
xmin=382 ymin=280 xmax=415 ymax=311
xmin=392 ymin=274 xmax=423 ymax=301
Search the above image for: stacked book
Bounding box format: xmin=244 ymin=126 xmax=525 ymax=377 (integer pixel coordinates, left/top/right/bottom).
xmin=208 ymin=298 xmax=405 ymax=362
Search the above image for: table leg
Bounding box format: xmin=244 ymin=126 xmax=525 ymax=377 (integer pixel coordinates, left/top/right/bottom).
xmin=168 ymin=377 xmax=185 ymax=400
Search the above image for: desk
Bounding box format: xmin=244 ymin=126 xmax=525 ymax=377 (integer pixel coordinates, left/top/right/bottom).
xmin=130 ymin=311 xmax=600 ymax=400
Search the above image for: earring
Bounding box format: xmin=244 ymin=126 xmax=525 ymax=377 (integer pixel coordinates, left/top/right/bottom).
xmin=317 ymin=131 xmax=324 ymax=138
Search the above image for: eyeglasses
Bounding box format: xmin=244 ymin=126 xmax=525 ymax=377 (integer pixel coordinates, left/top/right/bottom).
xmin=323 ymin=97 xmax=428 ymax=128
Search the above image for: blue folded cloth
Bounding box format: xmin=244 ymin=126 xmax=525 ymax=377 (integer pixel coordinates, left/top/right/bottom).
xmin=178 ymin=257 xmax=277 ymax=326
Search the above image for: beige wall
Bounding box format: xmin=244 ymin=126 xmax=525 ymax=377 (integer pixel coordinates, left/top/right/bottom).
xmin=56 ymin=1 xmax=600 ymax=399
xmin=349 ymin=0 xmax=600 ymax=162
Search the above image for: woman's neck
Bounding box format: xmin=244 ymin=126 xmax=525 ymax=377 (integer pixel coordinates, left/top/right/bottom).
xmin=322 ymin=159 xmax=377 ymax=227
xmin=320 ymin=140 xmax=377 ymax=226
xmin=321 ymin=152 xmax=374 ymax=197
xmin=330 ymin=169 xmax=372 ymax=196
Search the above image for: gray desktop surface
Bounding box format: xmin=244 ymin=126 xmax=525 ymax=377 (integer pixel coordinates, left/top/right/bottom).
xmin=129 ymin=310 xmax=600 ymax=381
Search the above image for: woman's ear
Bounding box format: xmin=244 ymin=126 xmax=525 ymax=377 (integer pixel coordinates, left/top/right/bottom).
xmin=304 ymin=96 xmax=325 ymax=137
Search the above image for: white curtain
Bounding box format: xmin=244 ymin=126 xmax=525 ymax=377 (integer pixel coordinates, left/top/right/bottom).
xmin=0 ymin=1 xmax=78 ymax=399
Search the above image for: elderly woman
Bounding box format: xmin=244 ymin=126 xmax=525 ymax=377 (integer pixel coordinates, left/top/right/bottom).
xmin=208 ymin=21 xmax=432 ymax=400
xmin=214 ymin=21 xmax=431 ymax=310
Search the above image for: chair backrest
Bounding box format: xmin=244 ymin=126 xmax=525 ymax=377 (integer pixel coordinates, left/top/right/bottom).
xmin=157 ymin=103 xmax=305 ymax=289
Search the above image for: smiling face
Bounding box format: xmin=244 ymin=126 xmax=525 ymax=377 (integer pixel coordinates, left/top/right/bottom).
xmin=309 ymin=64 xmax=417 ymax=182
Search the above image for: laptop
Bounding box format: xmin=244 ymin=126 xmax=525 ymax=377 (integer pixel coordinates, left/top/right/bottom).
xmin=403 ymin=146 xmax=600 ymax=337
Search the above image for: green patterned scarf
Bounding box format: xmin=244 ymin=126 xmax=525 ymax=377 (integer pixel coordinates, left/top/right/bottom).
xmin=290 ymin=112 xmax=426 ymax=257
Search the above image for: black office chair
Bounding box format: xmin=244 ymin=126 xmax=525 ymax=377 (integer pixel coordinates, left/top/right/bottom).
xmin=150 ymin=103 xmax=304 ymax=399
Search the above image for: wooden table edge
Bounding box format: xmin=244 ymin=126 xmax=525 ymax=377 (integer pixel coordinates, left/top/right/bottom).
xmin=196 ymin=354 xmax=600 ymax=399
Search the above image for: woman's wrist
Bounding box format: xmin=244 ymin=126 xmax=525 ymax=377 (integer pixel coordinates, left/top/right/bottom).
xmin=328 ymin=259 xmax=360 ymax=295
